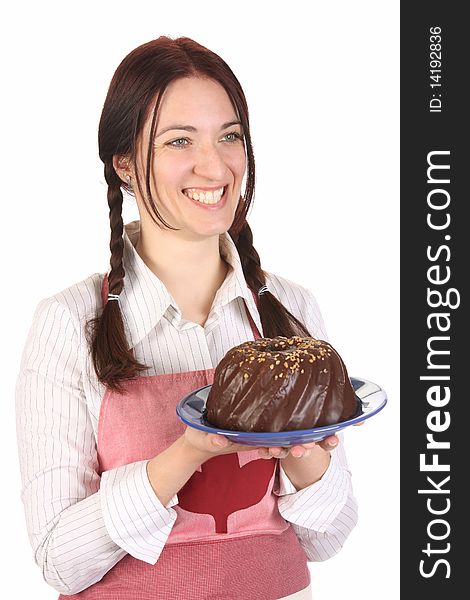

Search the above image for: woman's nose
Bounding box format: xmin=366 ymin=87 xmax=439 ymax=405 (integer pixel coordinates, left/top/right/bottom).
xmin=192 ymin=143 xmax=227 ymax=181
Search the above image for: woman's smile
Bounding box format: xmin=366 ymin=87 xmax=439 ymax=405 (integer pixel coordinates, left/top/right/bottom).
xmin=182 ymin=185 xmax=228 ymax=207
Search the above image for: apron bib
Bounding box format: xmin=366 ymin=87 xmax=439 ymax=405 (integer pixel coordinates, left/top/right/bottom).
xmin=60 ymin=279 xmax=310 ymax=599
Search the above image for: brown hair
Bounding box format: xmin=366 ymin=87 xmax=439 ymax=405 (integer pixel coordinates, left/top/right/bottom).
xmin=88 ymin=36 xmax=312 ymax=391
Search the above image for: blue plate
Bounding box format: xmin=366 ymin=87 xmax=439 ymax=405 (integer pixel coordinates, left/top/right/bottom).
xmin=176 ymin=376 xmax=387 ymax=446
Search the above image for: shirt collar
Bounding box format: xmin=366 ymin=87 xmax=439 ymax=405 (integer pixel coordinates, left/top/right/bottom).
xmin=118 ymin=221 xmax=262 ymax=349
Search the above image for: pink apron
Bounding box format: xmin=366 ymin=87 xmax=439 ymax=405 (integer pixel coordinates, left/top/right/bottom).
xmin=60 ymin=278 xmax=310 ymax=599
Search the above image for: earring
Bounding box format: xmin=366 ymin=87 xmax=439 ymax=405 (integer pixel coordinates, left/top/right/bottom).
xmin=126 ymin=175 xmax=133 ymax=192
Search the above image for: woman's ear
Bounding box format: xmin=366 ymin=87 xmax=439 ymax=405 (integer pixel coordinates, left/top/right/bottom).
xmin=112 ymin=155 xmax=133 ymax=183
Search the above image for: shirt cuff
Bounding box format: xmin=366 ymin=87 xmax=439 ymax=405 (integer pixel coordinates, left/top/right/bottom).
xmin=274 ymin=450 xmax=351 ymax=533
xmin=100 ymin=460 xmax=177 ymax=564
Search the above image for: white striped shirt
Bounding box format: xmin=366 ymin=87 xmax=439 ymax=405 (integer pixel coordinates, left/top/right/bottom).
xmin=15 ymin=220 xmax=358 ymax=595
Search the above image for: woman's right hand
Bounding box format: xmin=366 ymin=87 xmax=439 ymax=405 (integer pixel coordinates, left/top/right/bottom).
xmin=146 ymin=429 xmax=257 ymax=506
xmin=182 ymin=426 xmax=256 ymax=463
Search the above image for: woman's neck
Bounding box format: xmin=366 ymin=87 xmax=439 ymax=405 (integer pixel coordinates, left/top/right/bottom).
xmin=135 ymin=223 xmax=229 ymax=323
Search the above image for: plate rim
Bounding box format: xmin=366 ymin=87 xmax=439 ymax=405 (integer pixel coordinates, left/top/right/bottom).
xmin=176 ymin=376 xmax=387 ymax=439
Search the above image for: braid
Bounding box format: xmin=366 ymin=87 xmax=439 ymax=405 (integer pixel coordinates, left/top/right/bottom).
xmin=232 ymin=220 xmax=312 ymax=338
xmin=106 ymin=162 xmax=126 ymax=296
xmin=86 ymin=162 xmax=147 ymax=392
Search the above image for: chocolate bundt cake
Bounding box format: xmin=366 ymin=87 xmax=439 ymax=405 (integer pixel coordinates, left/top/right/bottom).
xmin=205 ymin=336 xmax=358 ymax=432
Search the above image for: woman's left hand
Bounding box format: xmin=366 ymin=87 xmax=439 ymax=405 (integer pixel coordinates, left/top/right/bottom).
xmin=257 ymin=434 xmax=339 ymax=459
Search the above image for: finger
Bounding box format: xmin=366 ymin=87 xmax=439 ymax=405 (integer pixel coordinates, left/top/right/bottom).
xmin=290 ymin=446 xmax=305 ymax=458
xmin=266 ymin=446 xmax=290 ymax=459
xmin=353 ymin=421 xmax=365 ymax=426
xmin=209 ymin=434 xmax=230 ymax=448
xmin=289 ymin=446 xmax=312 ymax=458
xmin=317 ymin=435 xmax=339 ymax=451
xmin=257 ymin=447 xmax=288 ymax=459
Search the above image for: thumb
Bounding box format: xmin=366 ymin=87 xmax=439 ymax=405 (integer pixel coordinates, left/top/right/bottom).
xmin=209 ymin=434 xmax=229 ymax=448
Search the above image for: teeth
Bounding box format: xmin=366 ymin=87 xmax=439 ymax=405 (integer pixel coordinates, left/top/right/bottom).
xmin=183 ymin=186 xmax=225 ymax=204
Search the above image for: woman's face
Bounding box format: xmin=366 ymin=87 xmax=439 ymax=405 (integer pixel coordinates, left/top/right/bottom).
xmin=135 ymin=76 xmax=247 ymax=240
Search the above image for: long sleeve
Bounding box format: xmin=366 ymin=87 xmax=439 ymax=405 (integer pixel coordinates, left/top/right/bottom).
xmin=269 ymin=281 xmax=358 ymax=560
xmin=274 ymin=432 xmax=358 ymax=561
xmin=15 ymin=297 xmax=177 ymax=595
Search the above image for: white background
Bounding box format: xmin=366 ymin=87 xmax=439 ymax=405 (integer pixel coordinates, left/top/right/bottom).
xmin=1 ymin=1 xmax=399 ymax=598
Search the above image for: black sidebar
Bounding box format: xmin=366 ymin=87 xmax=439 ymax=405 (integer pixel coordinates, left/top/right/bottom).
xmin=401 ymin=2 xmax=467 ymax=597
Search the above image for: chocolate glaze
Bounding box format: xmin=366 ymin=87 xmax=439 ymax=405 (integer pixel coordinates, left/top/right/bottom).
xmin=205 ymin=336 xmax=358 ymax=432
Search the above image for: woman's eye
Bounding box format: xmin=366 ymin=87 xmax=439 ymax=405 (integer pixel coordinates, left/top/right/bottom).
xmin=224 ymin=132 xmax=243 ymax=142
xmin=168 ymin=138 xmax=189 ymax=147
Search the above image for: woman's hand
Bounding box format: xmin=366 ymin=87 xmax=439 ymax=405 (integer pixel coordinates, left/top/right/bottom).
xmin=183 ymin=426 xmax=256 ymax=463
xmin=255 ymin=435 xmax=338 ymax=490
xmin=256 ymin=434 xmax=339 ymax=459
xmin=257 ymin=419 xmax=365 ymax=459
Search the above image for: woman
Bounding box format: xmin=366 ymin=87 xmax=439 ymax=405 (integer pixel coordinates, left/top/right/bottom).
xmin=16 ymin=36 xmax=358 ymax=599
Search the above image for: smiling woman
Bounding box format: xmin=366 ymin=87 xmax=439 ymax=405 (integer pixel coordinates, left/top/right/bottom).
xmin=15 ymin=35 xmax=358 ymax=600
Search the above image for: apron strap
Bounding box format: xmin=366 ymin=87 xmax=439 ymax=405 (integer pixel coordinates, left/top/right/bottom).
xmin=101 ymin=273 xmax=109 ymax=307
xmin=248 ymin=290 xmax=263 ymax=340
